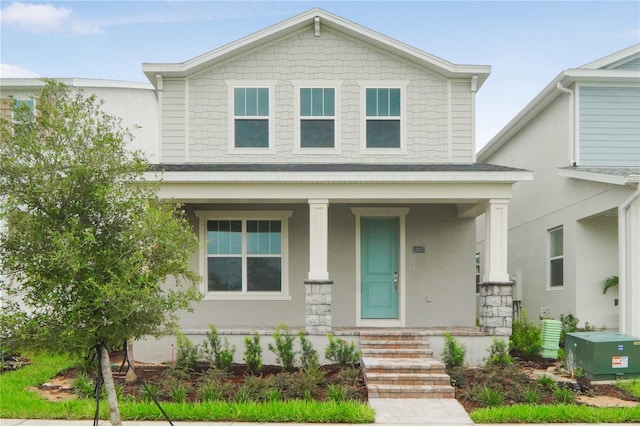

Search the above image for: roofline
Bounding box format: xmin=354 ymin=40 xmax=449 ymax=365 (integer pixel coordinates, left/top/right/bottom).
xmin=142 ymin=8 xmax=490 ymax=89
xmin=477 ymin=67 xmax=640 ymax=162
xmin=142 ymin=169 xmax=533 ymax=184
xmin=0 ymin=78 xmax=154 ymax=91
xmin=557 ymin=169 xmax=640 ymax=186
xmin=581 ymin=43 xmax=640 ymax=69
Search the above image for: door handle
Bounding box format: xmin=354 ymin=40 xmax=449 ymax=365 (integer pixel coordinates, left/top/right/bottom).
xmin=393 ymin=271 xmax=398 ymax=291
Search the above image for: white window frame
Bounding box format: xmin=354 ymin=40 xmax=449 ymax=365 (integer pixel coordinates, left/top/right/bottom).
xmin=293 ymin=81 xmax=342 ymax=154
xmin=195 ymin=210 xmax=292 ymax=300
xmin=358 ymin=81 xmax=408 ymax=154
xmin=226 ymin=80 xmax=277 ymax=154
xmin=548 ymin=226 xmax=564 ymax=289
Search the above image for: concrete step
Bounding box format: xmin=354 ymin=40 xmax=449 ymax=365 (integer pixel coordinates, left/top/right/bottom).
xmin=361 ymin=348 xmax=434 ymax=359
xmin=367 ymin=383 xmax=455 ymax=399
xmin=360 ymin=339 xmax=431 ymax=350
xmin=361 ymin=357 xmax=447 ymax=375
xmin=365 ymin=372 xmax=451 ymax=386
xmin=360 ymin=332 xmax=428 ymax=342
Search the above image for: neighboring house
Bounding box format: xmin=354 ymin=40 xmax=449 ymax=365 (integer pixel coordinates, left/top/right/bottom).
xmin=477 ymin=44 xmax=640 ymax=337
xmin=1 ymin=9 xmax=533 ymax=365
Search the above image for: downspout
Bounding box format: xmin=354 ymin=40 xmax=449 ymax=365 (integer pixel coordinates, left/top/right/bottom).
xmin=556 ymin=82 xmax=576 ymax=166
xmin=618 ymin=183 xmax=640 ymax=334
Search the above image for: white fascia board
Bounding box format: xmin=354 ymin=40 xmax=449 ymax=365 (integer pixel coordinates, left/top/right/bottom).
xmin=143 ymin=170 xmax=532 ymax=184
xmin=557 ymin=169 xmax=640 ymax=186
xmin=564 ymin=69 xmax=640 ymax=84
xmin=580 ymin=44 xmax=640 ymax=69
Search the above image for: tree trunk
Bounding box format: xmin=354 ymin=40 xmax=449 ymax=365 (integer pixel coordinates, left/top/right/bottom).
xmin=98 ymin=344 xmax=122 ymax=426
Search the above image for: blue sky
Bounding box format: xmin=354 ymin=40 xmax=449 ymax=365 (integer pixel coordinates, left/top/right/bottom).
xmin=1 ymin=1 xmax=639 ymax=149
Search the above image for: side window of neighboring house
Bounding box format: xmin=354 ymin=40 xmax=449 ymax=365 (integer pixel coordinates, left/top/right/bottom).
xmin=475 ymin=252 xmax=481 ymax=293
xmin=365 ymin=87 xmax=401 ymax=148
xmin=233 ymin=87 xmax=270 ymax=148
xmin=1 ymin=98 xmax=35 ymax=122
xmin=549 ymin=226 xmax=564 ymax=287
xmin=300 ymin=87 xmax=335 ymax=148
xmin=197 ymin=211 xmax=292 ymax=300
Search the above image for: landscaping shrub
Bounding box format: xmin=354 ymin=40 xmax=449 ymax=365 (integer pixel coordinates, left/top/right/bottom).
xmin=269 ymin=325 xmax=297 ymax=372
xmin=175 ymin=331 xmax=199 ymax=372
xmin=554 ymin=386 xmax=576 ymax=404
xmin=510 ymin=309 xmax=542 ymax=358
xmin=325 ymin=334 xmax=361 ymax=368
xmin=72 ymin=372 xmax=95 ymax=398
xmin=442 ymin=332 xmax=465 ymax=370
xmin=243 ymin=333 xmax=263 ymax=376
xmin=520 ymin=384 xmax=541 ymax=404
xmin=486 ymin=338 xmax=513 ymax=367
xmin=203 ymin=325 xmax=235 ymax=371
xmin=477 ymin=386 xmax=505 ymax=407
xmin=298 ymin=331 xmax=320 ymax=370
xmin=326 ymin=384 xmax=354 ymax=402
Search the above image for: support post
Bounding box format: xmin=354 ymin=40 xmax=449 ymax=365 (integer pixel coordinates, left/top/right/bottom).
xmin=305 ymin=199 xmax=332 ymax=335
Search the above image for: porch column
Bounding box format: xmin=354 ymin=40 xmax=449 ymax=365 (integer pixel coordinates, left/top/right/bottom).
xmin=480 ymin=199 xmax=513 ymax=336
xmin=305 ymin=199 xmax=333 ymax=335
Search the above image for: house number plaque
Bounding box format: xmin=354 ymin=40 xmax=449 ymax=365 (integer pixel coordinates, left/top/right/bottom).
xmin=412 ymin=246 xmax=426 ymax=254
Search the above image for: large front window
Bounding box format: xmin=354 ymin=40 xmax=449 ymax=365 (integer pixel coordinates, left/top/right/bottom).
xmin=197 ymin=211 xmax=291 ymax=300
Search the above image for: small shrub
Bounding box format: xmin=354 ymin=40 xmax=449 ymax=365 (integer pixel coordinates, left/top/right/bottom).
xmin=197 ymin=383 xmax=226 ymax=402
xmin=476 ymin=386 xmax=504 ymax=407
xmin=168 ymin=383 xmax=188 ymax=403
xmin=266 ymin=388 xmax=281 ymax=402
xmin=203 ymin=325 xmax=235 ymax=371
xmin=326 ymin=384 xmax=353 ymax=402
xmin=520 ymin=384 xmax=541 ymax=404
xmin=336 ymin=366 xmax=360 ymax=387
xmin=554 ymin=387 xmax=576 ymax=404
xmin=140 ymin=382 xmax=162 ymax=403
xmin=442 ymin=332 xmax=465 ymax=370
xmin=325 ymin=334 xmax=361 ymax=368
xmin=237 ymin=375 xmax=268 ymax=402
xmin=72 ymin=372 xmax=95 ymax=398
xmin=298 ymin=331 xmax=320 ymax=370
xmin=510 ymin=309 xmax=542 ymax=358
xmin=486 ymin=338 xmax=513 ymax=366
xmin=174 ymin=331 xmax=199 ymax=372
xmin=243 ymin=333 xmax=263 ymax=376
xmin=269 ymin=325 xmax=297 ymax=372
xmin=537 ymin=375 xmax=557 ymax=391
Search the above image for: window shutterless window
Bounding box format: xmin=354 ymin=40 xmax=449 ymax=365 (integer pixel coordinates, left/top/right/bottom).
xmin=549 ymin=227 xmax=564 ymax=287
xmin=234 ymin=87 xmax=269 ymax=148
xmin=366 ymin=88 xmax=400 ymax=148
xmin=196 ymin=211 xmax=292 ymax=300
xmin=300 ymin=88 xmax=335 ymax=148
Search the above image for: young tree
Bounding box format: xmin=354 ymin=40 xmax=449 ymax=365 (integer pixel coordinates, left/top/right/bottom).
xmin=0 ymin=80 xmax=202 ymax=425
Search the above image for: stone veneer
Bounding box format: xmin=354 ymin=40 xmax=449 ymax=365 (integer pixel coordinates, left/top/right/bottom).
xmin=304 ymin=280 xmax=333 ymax=335
xmin=479 ymin=282 xmax=514 ymax=336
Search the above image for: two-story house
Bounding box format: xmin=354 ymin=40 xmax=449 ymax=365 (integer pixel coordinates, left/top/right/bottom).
xmin=478 ymin=44 xmax=640 ymax=336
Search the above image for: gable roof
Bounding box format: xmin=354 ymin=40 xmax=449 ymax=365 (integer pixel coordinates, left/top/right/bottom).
xmin=142 ymin=8 xmax=490 ymax=88
xmin=478 ymin=44 xmax=640 ymax=162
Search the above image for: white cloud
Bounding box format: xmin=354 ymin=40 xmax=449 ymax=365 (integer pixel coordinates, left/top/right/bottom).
xmin=0 ymin=1 xmax=101 ymax=34
xmin=0 ymin=63 xmax=40 ymax=78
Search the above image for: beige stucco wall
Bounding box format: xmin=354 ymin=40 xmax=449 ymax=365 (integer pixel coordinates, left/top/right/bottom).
xmin=161 ymin=25 xmax=474 ymax=163
xmin=481 ymin=93 xmax=635 ymax=328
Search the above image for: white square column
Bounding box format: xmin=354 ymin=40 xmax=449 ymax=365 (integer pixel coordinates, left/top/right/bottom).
xmin=308 ymin=199 xmax=330 ymax=281
xmin=483 ymin=199 xmax=511 ymax=283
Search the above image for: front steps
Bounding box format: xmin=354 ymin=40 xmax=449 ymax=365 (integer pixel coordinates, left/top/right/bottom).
xmin=360 ymin=330 xmax=455 ymax=398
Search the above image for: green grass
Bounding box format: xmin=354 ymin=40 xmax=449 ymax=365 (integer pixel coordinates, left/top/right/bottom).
xmin=0 ymin=352 xmax=374 ymax=423
xmin=617 ymin=378 xmax=640 ymax=398
xmin=471 ymin=404 xmax=640 ymax=423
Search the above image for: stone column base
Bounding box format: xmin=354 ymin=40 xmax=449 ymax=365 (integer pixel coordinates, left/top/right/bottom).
xmin=479 ymin=281 xmax=514 ymax=336
xmin=304 ymin=280 xmax=333 ymax=335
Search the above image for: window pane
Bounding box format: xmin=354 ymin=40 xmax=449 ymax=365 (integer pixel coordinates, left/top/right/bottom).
xmin=301 ymin=120 xmax=334 ymax=148
xmin=550 ymin=228 xmax=563 ymax=257
xmin=311 ymin=88 xmax=323 ymax=116
xmin=366 ymin=88 xmax=377 ymax=116
xmin=247 ymin=257 xmax=281 ymax=291
xmin=208 ymin=257 xmax=242 ymax=291
xmin=550 ymin=258 xmax=563 ymax=287
xmin=324 ymin=89 xmax=335 ymax=116
xmin=300 ymin=88 xmax=312 ymax=116
xmin=234 ymin=88 xmax=245 ymax=116
xmin=207 ymin=220 xmax=241 ymax=254
xmin=366 ymin=120 xmax=400 ymax=148
xmin=257 ymin=88 xmax=269 ymax=116
xmin=378 ymin=89 xmax=389 ymax=116
xmin=247 ymin=220 xmax=281 ymax=254
xmin=389 ymin=88 xmax=400 ymax=116
xmin=235 ymin=120 xmax=269 ymax=147
xmin=245 ymin=88 xmax=257 ymax=116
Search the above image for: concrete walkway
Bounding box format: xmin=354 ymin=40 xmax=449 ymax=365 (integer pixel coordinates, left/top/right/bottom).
xmin=0 ymin=398 xmax=632 ymax=426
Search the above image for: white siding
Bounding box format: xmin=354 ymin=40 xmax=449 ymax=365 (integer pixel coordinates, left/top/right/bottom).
xmin=450 ymin=80 xmax=473 ymax=162
xmin=162 ymin=80 xmax=186 ymax=162
xmin=579 ymin=86 xmax=640 ymax=167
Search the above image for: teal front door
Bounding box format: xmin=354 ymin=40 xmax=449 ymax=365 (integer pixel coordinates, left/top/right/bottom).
xmin=361 ymin=217 xmax=399 ymax=319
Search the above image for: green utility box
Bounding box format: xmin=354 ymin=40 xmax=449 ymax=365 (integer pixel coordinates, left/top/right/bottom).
xmin=565 ymin=332 xmax=640 ymax=380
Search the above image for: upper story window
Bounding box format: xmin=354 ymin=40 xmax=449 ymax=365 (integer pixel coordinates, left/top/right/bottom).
xmin=549 ymin=226 xmax=564 ymax=288
xmin=234 ymin=87 xmax=269 ymax=148
xmin=300 ymin=88 xmax=335 ymax=148
xmin=1 ymin=98 xmax=35 ymax=122
xmin=366 ymin=88 xmax=401 ymax=148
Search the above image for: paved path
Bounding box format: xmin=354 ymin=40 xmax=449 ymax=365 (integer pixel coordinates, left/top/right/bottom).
xmin=0 ymin=398 xmax=632 ymax=425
